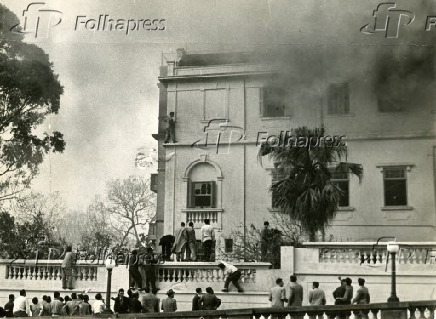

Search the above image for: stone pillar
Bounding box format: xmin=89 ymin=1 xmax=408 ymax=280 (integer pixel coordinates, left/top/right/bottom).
xmin=281 ymin=246 xmax=295 ymax=273
xmin=380 ymin=309 xmax=407 ymax=319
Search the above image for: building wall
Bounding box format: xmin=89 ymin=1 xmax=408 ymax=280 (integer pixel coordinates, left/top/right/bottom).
xmin=157 ymin=49 xmax=436 ymax=243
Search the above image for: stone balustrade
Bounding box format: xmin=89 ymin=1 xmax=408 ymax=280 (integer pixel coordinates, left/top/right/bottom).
xmin=303 ymin=242 xmax=436 ymax=266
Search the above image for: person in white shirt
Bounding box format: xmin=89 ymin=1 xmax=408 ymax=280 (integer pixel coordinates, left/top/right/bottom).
xmin=308 ymin=282 xmax=326 ymax=306
xmin=91 ymin=293 xmax=105 ymax=314
xmin=217 ymin=260 xmax=244 ymax=293
xmin=13 ymin=289 xmax=30 ymax=317
xmin=201 ymin=219 xmax=215 ymax=261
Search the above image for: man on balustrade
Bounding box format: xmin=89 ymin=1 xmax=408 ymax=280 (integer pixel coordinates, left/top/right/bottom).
xmin=60 ymin=245 xmax=76 ymax=290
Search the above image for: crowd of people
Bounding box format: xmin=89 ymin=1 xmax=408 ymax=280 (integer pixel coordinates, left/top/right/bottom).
xmin=268 ymin=275 xmax=370 ymax=308
xmin=0 ymin=290 xmax=95 ymax=317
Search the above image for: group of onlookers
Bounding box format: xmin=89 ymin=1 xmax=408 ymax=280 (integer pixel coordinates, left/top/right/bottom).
xmin=269 ymin=275 xmax=370 ymax=307
xmin=0 ymin=290 xmax=94 ymax=317
xmin=172 ymin=219 xmax=215 ymax=262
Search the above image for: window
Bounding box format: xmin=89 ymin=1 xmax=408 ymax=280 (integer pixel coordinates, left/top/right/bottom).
xmin=330 ymin=171 xmax=350 ymax=207
xmin=262 ymin=87 xmax=287 ymax=117
xmin=188 ymin=181 xmax=216 ymax=208
xmin=383 ymin=167 xmax=407 ymax=206
xmin=328 ymin=83 xmax=350 ymax=115
xmin=271 ymin=169 xmax=288 ymax=208
xmin=224 ymin=239 xmax=233 ymax=253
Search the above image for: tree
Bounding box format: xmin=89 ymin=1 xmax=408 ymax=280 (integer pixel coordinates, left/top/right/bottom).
xmin=101 ymin=176 xmax=156 ymax=247
xmin=0 ymin=4 xmax=65 ymax=202
xmin=259 ymin=126 xmax=363 ymax=241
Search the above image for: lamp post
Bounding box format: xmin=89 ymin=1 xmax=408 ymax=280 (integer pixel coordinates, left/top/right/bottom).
xmin=103 ymin=258 xmax=115 ymax=314
xmin=387 ymin=242 xmax=400 ymax=303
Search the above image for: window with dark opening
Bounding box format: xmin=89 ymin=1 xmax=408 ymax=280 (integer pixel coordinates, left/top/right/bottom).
xmin=189 ymin=181 xmax=215 ymax=208
xmin=263 ymin=87 xmax=286 ymax=117
xmin=330 ymin=171 xmax=350 ymax=207
xmin=383 ymin=167 xmax=407 ymax=206
xmin=225 ymin=239 xmax=233 ymax=253
xmin=328 ymin=83 xmax=350 ymax=115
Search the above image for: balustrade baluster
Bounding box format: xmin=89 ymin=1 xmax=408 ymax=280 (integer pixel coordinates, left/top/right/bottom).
xmin=370 ymin=309 xmax=379 ymax=319
xmin=417 ymin=307 xmax=426 ymax=319
xmin=427 ymin=306 xmax=435 ymax=319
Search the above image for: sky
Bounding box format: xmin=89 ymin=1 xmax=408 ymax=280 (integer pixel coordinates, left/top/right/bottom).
xmin=2 ymin=0 xmax=433 ymax=210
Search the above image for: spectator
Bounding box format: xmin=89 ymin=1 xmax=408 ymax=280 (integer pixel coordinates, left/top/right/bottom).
xmin=218 ymin=260 xmax=244 ymax=293
xmin=144 ymin=247 xmax=158 ymax=291
xmin=41 ymin=295 xmax=51 ymax=316
xmin=353 ymin=278 xmax=370 ymax=305
xmin=201 ymin=219 xmax=215 ymax=261
xmin=129 ymin=249 xmax=143 ymax=290
xmin=4 ymin=294 xmax=14 ymax=317
xmin=173 ymin=222 xmax=187 ymax=261
xmin=308 ymin=282 xmax=326 ymax=306
xmin=80 ymin=295 xmax=91 ymax=315
xmin=129 ymin=292 xmax=142 ymax=313
xmin=50 ymin=292 xmax=63 ymax=316
xmin=336 ymin=277 xmax=353 ymax=305
xmin=0 ymin=307 xmax=5 ymax=318
xmin=198 ymin=287 xmax=221 ymax=310
xmin=13 ymin=289 xmax=29 ymax=317
xmin=142 ymin=287 xmax=159 ymax=313
xmin=113 ymin=288 xmax=129 ymax=314
xmin=269 ymin=278 xmax=287 ymax=307
xmin=161 ymin=289 xmax=177 ymax=313
xmin=66 ymin=292 xmax=80 ymax=315
xmin=333 ymin=278 xmax=347 ymax=305
xmin=286 ymin=275 xmax=303 ymax=307
xmin=158 ymin=235 xmax=175 ymax=261
xmin=192 ymin=288 xmax=202 ymax=311
xmin=91 ymin=293 xmax=105 ymax=314
xmin=60 ymin=245 xmax=75 ymax=290
xmin=164 ymin=112 xmax=177 ymax=143
xmin=186 ymin=222 xmax=197 ymax=261
xmin=30 ymin=298 xmax=42 ymax=317
xmin=260 ymin=221 xmax=270 ymax=262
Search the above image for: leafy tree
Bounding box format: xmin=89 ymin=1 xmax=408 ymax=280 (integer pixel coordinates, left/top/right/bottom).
xmin=89 ymin=176 xmax=156 ymax=248
xmin=0 ymin=4 xmax=65 ymax=202
xmin=259 ymin=126 xmax=363 ymax=241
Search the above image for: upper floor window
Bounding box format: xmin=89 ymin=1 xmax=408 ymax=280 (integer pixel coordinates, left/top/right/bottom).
xmin=262 ymin=87 xmax=288 ymax=117
xmin=188 ymin=181 xmax=216 ymax=208
xmin=383 ymin=167 xmax=407 ymax=206
xmin=330 ymin=171 xmax=350 ymax=207
xmin=328 ymin=83 xmax=350 ymax=115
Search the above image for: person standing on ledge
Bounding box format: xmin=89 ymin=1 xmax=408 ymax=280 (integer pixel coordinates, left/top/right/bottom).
xmin=217 ymin=260 xmax=244 ymax=293
xmin=60 ymin=245 xmax=75 ymax=290
xmin=353 ymin=278 xmax=370 ymax=305
xmin=260 ymin=221 xmax=270 ymax=262
xmin=172 ymin=222 xmax=187 ymax=261
xmin=286 ymin=275 xmax=303 ymax=307
xmin=201 ymin=219 xmax=215 ymax=261
xmin=164 ymin=112 xmax=177 ymax=143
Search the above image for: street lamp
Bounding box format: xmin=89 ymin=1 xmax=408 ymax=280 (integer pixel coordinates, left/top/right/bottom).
xmin=103 ymin=258 xmax=116 ymax=314
xmin=387 ymin=242 xmax=400 ymax=302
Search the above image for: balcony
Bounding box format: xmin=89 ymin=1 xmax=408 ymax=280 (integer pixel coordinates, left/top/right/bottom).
xmin=181 ymin=208 xmax=223 ymax=229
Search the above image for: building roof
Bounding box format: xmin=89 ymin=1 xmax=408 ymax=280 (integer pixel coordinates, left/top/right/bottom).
xmin=178 ymin=52 xmax=264 ymax=67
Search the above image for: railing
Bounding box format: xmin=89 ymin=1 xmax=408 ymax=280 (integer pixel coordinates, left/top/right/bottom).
xmin=183 ymin=209 xmax=222 ymax=225
xmin=108 ymin=300 xmax=436 ymax=319
xmin=155 ymin=262 xmax=269 ymax=284
xmin=4 ymin=261 xmax=98 ymax=281
xmin=304 ymin=242 xmax=436 ymax=266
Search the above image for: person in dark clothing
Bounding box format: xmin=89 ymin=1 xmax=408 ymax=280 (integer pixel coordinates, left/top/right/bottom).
xmin=192 ymin=288 xmax=202 ymax=311
xmin=198 ymin=287 xmax=221 ymax=310
xmin=129 ymin=292 xmax=142 ymax=313
xmin=129 ymin=249 xmax=143 ymax=289
xmin=4 ymin=294 xmax=14 ymax=317
xmin=143 ymin=247 xmax=158 ymax=291
xmin=113 ymin=288 xmax=130 ymax=314
xmin=159 ymin=235 xmax=175 ymax=261
xmin=0 ymin=307 xmax=6 ymax=317
xmin=260 ymin=221 xmax=270 ymax=262
xmin=164 ymin=112 xmax=177 ymax=143
xmin=333 ymin=278 xmax=348 ymax=305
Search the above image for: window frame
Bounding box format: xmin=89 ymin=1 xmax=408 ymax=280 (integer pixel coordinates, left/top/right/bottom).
xmin=188 ymin=180 xmax=216 ymax=209
xmin=330 ymin=170 xmax=350 ymax=207
xmin=382 ymin=166 xmax=408 ymax=207
xmin=271 ymin=168 xmax=288 ymax=209
xmin=261 ymin=86 xmax=290 ymax=118
xmin=327 ymin=83 xmax=350 ymax=115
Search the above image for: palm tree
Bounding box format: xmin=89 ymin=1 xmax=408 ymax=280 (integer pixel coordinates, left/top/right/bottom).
xmin=258 ymin=126 xmax=363 ymax=241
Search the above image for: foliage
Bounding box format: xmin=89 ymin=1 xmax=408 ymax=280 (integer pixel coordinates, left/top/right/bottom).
xmin=259 ymin=126 xmax=363 ymax=241
xmin=0 ymin=4 xmax=65 ymax=202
